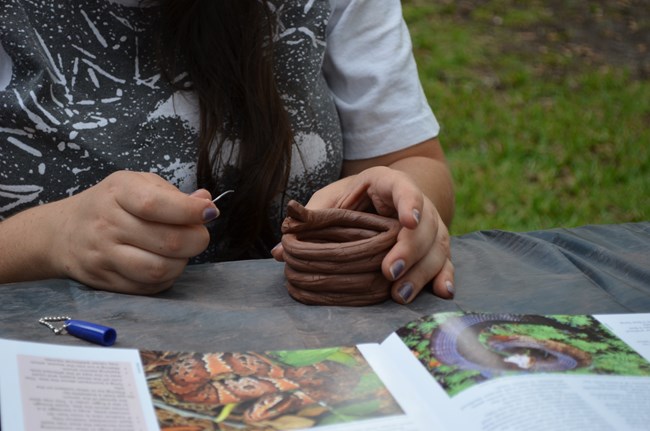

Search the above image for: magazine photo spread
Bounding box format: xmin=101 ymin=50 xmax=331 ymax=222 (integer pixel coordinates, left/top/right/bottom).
xmin=1 ymin=312 xmax=649 ymax=431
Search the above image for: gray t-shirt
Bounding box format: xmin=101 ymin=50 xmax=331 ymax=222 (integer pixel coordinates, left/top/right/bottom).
xmin=0 ymin=0 xmax=439 ymax=260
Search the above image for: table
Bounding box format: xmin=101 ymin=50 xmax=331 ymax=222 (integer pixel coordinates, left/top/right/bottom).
xmin=1 ymin=222 xmax=649 ymax=353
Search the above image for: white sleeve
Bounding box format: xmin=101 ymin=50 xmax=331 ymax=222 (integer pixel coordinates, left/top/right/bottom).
xmin=323 ymin=0 xmax=440 ymax=160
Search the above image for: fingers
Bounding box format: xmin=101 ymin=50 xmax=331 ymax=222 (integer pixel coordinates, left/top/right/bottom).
xmin=189 ymin=188 xmax=212 ymax=200
xmin=108 ymin=172 xmax=218 ymax=225
xmin=67 ymin=230 xmax=200 ymax=295
xmin=301 ymin=166 xmax=453 ymax=305
xmin=383 ymin=203 xmax=439 ymax=277
xmin=305 ymin=176 xmax=358 ymax=210
xmin=108 ymin=243 xmax=189 ymax=288
xmin=342 ymin=167 xmax=424 ymax=229
xmin=115 ymin=218 xmax=211 ymax=259
xmin=86 ymin=172 xmax=214 ymax=259
xmin=271 ymin=243 xmax=285 ymax=262
xmin=75 ymin=244 xmax=188 ymax=295
xmin=306 ymin=167 xmax=424 ymax=232
xmin=431 ymin=258 xmax=455 ymax=299
xmin=384 ymin=204 xmax=455 ymax=304
xmin=55 ymin=171 xmax=218 ymax=293
xmin=390 ymin=255 xmax=456 ymax=304
xmin=387 ymin=232 xmax=448 ymax=304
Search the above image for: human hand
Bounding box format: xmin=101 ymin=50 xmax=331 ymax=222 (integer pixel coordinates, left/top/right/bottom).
xmin=46 ymin=171 xmax=218 ymax=294
xmin=273 ymin=166 xmax=454 ymax=304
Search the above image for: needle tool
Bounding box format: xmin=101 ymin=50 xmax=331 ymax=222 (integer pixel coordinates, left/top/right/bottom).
xmin=212 ymin=189 xmax=234 ymax=203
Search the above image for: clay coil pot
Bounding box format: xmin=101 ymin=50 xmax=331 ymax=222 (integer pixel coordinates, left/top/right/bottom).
xmin=280 ymin=200 xmax=400 ymax=306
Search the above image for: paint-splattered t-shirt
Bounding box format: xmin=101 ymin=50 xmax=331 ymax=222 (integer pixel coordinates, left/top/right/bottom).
xmin=0 ymin=0 xmax=439 ymax=260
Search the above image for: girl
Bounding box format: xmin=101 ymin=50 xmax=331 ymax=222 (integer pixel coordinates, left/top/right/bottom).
xmin=0 ymin=0 xmax=454 ymax=304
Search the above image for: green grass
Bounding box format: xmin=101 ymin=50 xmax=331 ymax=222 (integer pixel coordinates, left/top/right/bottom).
xmin=402 ymin=0 xmax=649 ymax=234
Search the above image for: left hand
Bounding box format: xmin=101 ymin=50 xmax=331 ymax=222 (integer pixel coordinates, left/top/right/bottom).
xmin=273 ymin=166 xmax=455 ymax=304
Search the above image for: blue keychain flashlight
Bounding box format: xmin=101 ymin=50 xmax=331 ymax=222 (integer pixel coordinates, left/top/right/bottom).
xmin=39 ymin=316 xmax=117 ymax=346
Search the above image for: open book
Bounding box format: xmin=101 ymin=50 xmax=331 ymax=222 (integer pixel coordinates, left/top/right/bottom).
xmin=2 ymin=312 xmax=650 ymax=431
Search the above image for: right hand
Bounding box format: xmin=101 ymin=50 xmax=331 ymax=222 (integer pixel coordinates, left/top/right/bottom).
xmin=45 ymin=171 xmax=218 ymax=294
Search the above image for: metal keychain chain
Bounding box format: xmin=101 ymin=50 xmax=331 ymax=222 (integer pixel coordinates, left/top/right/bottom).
xmin=39 ymin=316 xmax=72 ymax=335
xmin=38 ymin=315 xmax=117 ymax=346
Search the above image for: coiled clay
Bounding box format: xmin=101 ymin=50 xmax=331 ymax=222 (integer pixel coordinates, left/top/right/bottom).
xmin=280 ymin=200 xmax=400 ymax=306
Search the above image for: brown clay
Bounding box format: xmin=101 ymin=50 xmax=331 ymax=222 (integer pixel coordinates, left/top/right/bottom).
xmin=280 ymin=200 xmax=400 ymax=306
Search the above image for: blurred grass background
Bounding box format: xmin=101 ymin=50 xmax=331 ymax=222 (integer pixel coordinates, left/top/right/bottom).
xmin=402 ymin=0 xmax=649 ymax=235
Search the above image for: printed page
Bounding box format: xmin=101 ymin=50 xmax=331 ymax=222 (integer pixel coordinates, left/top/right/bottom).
xmin=140 ymin=346 xmax=422 ymax=431
xmin=374 ymin=312 xmax=650 ymax=431
xmin=357 ymin=343 xmax=448 ymax=431
xmin=0 ymin=339 xmax=159 ymax=431
xmin=594 ymin=313 xmax=650 ymax=360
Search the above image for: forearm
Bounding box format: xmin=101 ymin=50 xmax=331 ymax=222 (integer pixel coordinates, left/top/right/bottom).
xmin=0 ymin=202 xmax=63 ymax=284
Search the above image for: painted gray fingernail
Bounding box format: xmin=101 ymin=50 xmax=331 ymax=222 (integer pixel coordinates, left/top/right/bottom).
xmin=389 ymin=259 xmax=406 ymax=280
xmin=397 ymin=282 xmax=414 ymax=304
xmin=413 ymin=208 xmax=421 ymax=224
xmin=202 ymin=207 xmax=219 ymax=222
xmin=445 ymin=280 xmax=455 ymax=298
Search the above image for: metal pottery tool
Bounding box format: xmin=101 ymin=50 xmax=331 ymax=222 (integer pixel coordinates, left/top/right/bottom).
xmin=212 ymin=189 xmax=234 ymax=203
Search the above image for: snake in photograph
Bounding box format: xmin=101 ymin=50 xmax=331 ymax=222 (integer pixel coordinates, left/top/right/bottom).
xmin=431 ymin=313 xmax=592 ymax=378
xmin=159 ymin=351 xmax=358 ymax=423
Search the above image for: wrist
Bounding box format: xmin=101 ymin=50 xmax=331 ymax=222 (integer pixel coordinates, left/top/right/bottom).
xmin=0 ymin=202 xmax=66 ymax=283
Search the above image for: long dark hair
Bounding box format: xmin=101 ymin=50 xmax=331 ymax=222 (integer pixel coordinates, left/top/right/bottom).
xmin=154 ymin=1 xmax=294 ymax=259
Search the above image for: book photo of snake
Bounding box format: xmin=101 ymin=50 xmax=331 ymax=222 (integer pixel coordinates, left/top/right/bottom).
xmin=396 ymin=312 xmax=650 ymax=397
xmin=140 ymin=346 xmax=403 ymax=430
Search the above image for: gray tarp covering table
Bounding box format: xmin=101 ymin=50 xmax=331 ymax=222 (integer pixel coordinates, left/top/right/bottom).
xmin=1 ymin=222 xmax=649 ymax=352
